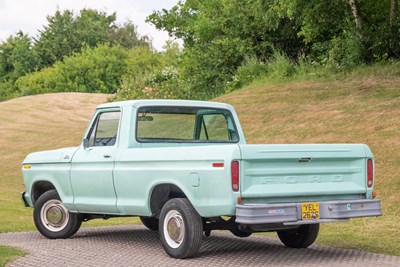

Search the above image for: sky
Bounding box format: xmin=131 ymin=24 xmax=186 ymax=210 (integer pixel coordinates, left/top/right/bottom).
xmin=0 ymin=0 xmax=179 ymax=50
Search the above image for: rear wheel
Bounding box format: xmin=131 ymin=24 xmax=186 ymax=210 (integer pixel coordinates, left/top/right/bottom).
xmin=277 ymin=224 xmax=319 ymax=248
xmin=140 ymin=216 xmax=159 ymax=231
xmin=33 ymin=189 xmax=82 ymax=239
xmin=159 ymin=198 xmax=203 ymax=259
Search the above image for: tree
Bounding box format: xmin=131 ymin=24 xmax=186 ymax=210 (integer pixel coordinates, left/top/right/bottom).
xmin=149 ymin=0 xmax=400 ymax=98
xmin=33 ymin=10 xmax=77 ymax=69
xmin=348 ymin=0 xmax=363 ymax=39
xmin=0 ymin=31 xmax=35 ymax=100
xmin=147 ymin=0 xmax=304 ymax=97
xmin=33 ymin=9 xmax=151 ymax=70
xmin=0 ymin=31 xmax=35 ymax=81
xmin=390 ymin=0 xmax=399 ymax=56
xmin=109 ymin=21 xmax=151 ymax=49
xmin=1 ymin=8 xmax=153 ymax=100
xmin=74 ymin=9 xmax=117 ymax=48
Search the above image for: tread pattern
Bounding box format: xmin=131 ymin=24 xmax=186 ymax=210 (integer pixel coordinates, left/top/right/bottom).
xmin=159 ymin=198 xmax=203 ymax=258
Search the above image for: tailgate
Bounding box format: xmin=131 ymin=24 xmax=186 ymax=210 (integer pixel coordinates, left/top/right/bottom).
xmin=239 ymin=144 xmax=371 ymax=202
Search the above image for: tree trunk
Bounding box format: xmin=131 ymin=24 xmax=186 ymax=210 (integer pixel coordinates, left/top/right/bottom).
xmin=390 ymin=0 xmax=399 ymax=57
xmin=348 ymin=0 xmax=363 ymax=39
xmin=390 ymin=0 xmax=398 ymax=29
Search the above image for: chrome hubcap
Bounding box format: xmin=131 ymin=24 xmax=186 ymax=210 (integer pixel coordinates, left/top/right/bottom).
xmin=164 ymin=210 xmax=185 ymax=248
xmin=47 ymin=206 xmax=64 ymax=225
xmin=41 ymin=199 xmax=69 ymax=232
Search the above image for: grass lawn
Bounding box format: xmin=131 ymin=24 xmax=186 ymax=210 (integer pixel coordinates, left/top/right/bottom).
xmin=0 ymin=246 xmax=25 ymax=267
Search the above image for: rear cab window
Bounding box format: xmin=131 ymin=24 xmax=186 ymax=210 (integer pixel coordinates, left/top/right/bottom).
xmin=136 ymin=106 xmax=239 ymax=143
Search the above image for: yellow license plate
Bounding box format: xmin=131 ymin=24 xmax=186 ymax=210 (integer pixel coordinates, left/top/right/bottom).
xmin=301 ymin=202 xmax=320 ymax=220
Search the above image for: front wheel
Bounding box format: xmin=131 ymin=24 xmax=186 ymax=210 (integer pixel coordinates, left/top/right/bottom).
xmin=33 ymin=189 xmax=82 ymax=239
xmin=159 ymin=198 xmax=203 ymax=259
xmin=277 ymin=224 xmax=319 ymax=248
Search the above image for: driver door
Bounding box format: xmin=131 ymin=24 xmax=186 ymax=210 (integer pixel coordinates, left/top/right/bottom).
xmin=70 ymin=109 xmax=121 ymax=213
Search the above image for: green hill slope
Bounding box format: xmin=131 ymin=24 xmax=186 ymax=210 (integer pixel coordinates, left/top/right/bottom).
xmin=216 ymin=78 xmax=400 ymax=255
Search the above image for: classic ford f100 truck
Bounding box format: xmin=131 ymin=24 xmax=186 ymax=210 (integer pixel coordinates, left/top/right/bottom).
xmin=21 ymin=100 xmax=382 ymax=258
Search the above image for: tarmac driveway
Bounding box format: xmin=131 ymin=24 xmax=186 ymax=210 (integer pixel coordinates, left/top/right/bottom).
xmin=0 ymin=225 xmax=399 ymax=267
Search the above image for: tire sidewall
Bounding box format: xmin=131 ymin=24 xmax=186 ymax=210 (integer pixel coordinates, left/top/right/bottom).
xmin=159 ymin=198 xmax=202 ymax=258
xmin=33 ymin=189 xmax=80 ymax=239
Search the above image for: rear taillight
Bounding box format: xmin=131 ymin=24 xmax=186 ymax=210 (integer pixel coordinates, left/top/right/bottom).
xmin=367 ymin=159 xmax=373 ymax=188
xmin=231 ymin=161 xmax=239 ymax=192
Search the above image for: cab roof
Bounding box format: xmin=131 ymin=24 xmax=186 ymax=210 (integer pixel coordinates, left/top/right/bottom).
xmin=96 ymin=99 xmax=234 ymax=111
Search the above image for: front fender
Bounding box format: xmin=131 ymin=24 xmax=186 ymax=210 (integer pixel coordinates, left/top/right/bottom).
xmin=22 ymin=163 xmax=76 ymax=212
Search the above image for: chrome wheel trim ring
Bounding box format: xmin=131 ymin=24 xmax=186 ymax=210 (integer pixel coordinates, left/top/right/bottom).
xmin=163 ymin=210 xmax=185 ymax=249
xmin=40 ymin=199 xmax=69 ymax=232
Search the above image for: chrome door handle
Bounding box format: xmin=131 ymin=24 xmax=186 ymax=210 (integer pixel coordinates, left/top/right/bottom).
xmin=103 ymin=154 xmax=111 ymax=158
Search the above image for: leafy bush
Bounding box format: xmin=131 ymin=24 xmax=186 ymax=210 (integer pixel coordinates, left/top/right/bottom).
xmin=114 ymin=67 xmax=189 ymax=100
xmin=326 ymin=34 xmax=363 ymax=69
xmin=0 ymin=81 xmax=19 ymax=101
xmin=267 ymin=51 xmax=296 ymax=79
xmin=59 ymin=44 xmax=128 ymax=93
xmin=310 ymin=32 xmax=363 ymax=69
xmin=16 ymin=66 xmax=62 ymax=95
xmin=226 ymin=51 xmax=300 ymax=92
xmin=17 ymin=44 xmax=128 ymax=95
xmin=226 ymin=56 xmax=268 ymax=92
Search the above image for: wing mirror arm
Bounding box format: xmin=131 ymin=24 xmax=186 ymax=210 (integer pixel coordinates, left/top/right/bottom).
xmin=83 ymin=138 xmax=90 ymax=150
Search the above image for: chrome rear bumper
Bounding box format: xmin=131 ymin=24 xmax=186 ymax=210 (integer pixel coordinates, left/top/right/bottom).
xmin=236 ymin=199 xmax=382 ymax=226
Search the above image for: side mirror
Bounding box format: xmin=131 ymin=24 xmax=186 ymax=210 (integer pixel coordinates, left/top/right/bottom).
xmin=138 ymin=115 xmax=154 ymax=121
xmin=83 ymin=138 xmax=90 ymax=149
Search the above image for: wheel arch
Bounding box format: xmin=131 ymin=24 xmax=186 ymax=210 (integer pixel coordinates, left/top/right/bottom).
xmin=148 ymin=183 xmax=197 ymax=218
xmin=31 ymin=180 xmax=56 ymax=204
xmin=31 ymin=179 xmax=74 ymax=210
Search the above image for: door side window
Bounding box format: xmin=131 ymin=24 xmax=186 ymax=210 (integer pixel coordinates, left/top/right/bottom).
xmin=88 ymin=111 xmax=120 ymax=147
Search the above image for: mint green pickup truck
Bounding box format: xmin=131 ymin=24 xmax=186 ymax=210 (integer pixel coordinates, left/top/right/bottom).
xmin=21 ymin=100 xmax=382 ymax=258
